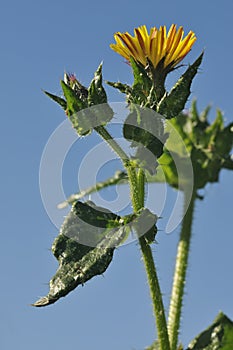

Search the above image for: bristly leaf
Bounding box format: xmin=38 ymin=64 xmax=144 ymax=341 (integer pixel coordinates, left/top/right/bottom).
xmin=148 ymin=101 xmax=233 ymax=193
xmin=43 ymin=90 xmax=67 ymax=110
xmin=157 ymin=53 xmax=204 ymax=119
xmin=32 ymin=201 xmax=128 ymax=307
xmin=32 ymin=234 xmax=115 ymax=307
xmin=32 ymin=201 xmax=158 ymax=307
xmin=187 ymin=312 xmax=233 ymax=350
xmin=132 ymin=208 xmax=158 ymax=244
xmin=123 ymin=105 xmax=168 ymax=175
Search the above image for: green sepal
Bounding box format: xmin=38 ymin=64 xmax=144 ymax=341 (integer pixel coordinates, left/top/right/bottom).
xmin=88 ymin=62 xmax=107 ymax=105
xmin=45 ymin=64 xmax=112 ymax=136
xmin=145 ymin=85 xmax=158 ymax=110
xmin=130 ymin=57 xmax=153 ymax=105
xmin=63 ymin=73 xmax=88 ymax=103
xmin=85 ymin=63 xmax=114 ymax=128
xmin=123 ymin=105 xmax=168 ymax=175
xmin=106 ymin=81 xmax=132 ymax=95
xmin=43 ymin=90 xmax=67 ymax=110
xmin=60 ymin=80 xmax=88 ymax=115
xmin=32 ymin=201 xmax=129 ymax=307
xmin=157 ymin=52 xmax=204 ymax=118
xmin=187 ymin=312 xmax=233 ymax=350
xmin=107 ymin=58 xmax=153 ymax=106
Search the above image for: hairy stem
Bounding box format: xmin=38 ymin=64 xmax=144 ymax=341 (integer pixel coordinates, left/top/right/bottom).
xmin=94 ymin=125 xmax=129 ymax=162
xmin=94 ymin=125 xmax=141 ymax=211
xmin=132 ymin=171 xmax=170 ymax=350
xmin=167 ymin=190 xmax=196 ymax=350
xmin=139 ymin=235 xmax=171 ymax=350
xmin=95 ymin=125 xmax=170 ymax=350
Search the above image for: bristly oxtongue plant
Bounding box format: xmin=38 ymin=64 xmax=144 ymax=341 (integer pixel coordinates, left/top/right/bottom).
xmin=33 ymin=24 xmax=233 ymax=350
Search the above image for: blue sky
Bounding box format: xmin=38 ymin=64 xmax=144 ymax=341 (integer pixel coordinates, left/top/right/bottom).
xmin=1 ymin=0 xmax=233 ymax=349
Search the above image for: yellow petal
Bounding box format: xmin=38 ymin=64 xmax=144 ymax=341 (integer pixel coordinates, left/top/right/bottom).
xmin=110 ymin=24 xmax=196 ymax=71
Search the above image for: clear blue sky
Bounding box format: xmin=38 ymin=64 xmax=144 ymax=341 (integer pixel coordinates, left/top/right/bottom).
xmin=1 ymin=0 xmax=233 ymax=349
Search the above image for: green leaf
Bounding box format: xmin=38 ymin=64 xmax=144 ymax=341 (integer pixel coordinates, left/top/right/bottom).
xmin=187 ymin=312 xmax=233 ymax=350
xmin=32 ymin=201 xmax=157 ymax=307
xmin=157 ymin=53 xmax=204 ymax=119
xmin=132 ymin=208 xmax=158 ymax=244
xmin=43 ymin=90 xmax=67 ymax=110
xmin=148 ymin=101 xmax=233 ymax=192
xmin=32 ymin=201 xmax=128 ymax=307
xmin=123 ymin=105 xmax=168 ymax=175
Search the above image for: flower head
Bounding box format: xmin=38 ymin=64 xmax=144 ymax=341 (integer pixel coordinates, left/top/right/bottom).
xmin=110 ymin=24 xmax=196 ymax=73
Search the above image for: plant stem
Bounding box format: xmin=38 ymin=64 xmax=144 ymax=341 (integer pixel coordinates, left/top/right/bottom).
xmin=94 ymin=125 xmax=129 ymax=162
xmin=167 ymin=190 xmax=196 ymax=350
xmin=140 ymin=236 xmax=171 ymax=350
xmin=94 ymin=125 xmax=141 ymax=211
xmin=95 ymin=125 xmax=170 ymax=350
xmin=131 ymin=173 xmax=170 ymax=350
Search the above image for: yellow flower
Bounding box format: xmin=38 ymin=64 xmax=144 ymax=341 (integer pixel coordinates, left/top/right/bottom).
xmin=110 ymin=24 xmax=196 ymax=72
